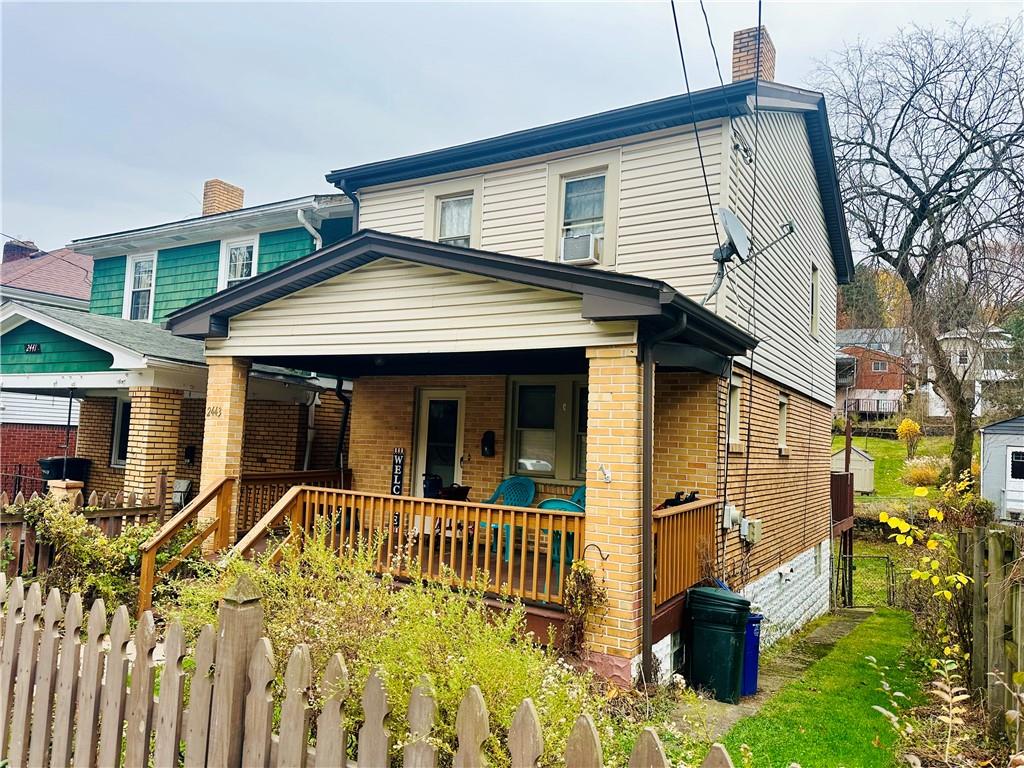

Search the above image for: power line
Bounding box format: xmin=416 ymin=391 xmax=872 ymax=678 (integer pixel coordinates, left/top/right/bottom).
xmin=0 ymin=233 xmax=93 ymax=285
xmin=699 ymin=0 xmax=727 ymax=90
xmin=668 ymin=0 xmax=723 ymax=254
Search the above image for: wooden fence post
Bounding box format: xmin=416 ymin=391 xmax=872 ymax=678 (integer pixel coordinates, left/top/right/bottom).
xmin=987 ymin=528 xmax=1007 ymax=734
xmin=972 ymin=526 xmax=987 ymax=691
xmin=208 ymin=574 xmax=264 ymax=768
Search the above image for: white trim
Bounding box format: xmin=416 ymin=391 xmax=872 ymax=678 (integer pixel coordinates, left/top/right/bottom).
xmin=543 ymin=148 xmax=620 ymax=267
xmin=871 ymin=360 xmax=888 ymax=373
xmin=0 ymin=301 xmax=148 ymax=370
xmin=217 ymin=236 xmax=260 ymax=291
xmin=412 ymin=388 xmax=466 ymax=496
xmin=423 ymin=177 xmax=483 ymax=249
xmin=123 ymin=252 xmax=157 ymax=321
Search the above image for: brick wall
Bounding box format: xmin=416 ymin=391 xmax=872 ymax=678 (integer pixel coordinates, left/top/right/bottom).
xmin=124 ymin=387 xmax=182 ymax=512
xmin=75 ymin=397 xmax=124 ymax=497
xmin=310 ymin=389 xmax=347 ymax=470
xmin=653 ymin=372 xmax=719 ymax=503
xmin=839 ymin=345 xmax=906 ymax=391
xmin=176 ymin=398 xmax=205 ymax=489
xmin=242 ymin=400 xmax=306 ymax=472
xmin=732 ymin=26 xmax=776 ymax=82
xmin=349 ymin=376 xmax=507 ymax=497
xmin=1 ymin=423 xmax=76 ymax=472
xmin=722 ymin=366 xmax=832 ymax=587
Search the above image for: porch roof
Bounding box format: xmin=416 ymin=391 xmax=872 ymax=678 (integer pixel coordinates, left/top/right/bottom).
xmin=165 ymin=229 xmax=758 ymax=358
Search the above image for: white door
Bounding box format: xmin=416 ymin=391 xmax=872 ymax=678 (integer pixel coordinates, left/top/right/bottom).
xmin=1007 ymin=447 xmax=1024 ymax=515
xmin=413 ymin=389 xmax=465 ymax=497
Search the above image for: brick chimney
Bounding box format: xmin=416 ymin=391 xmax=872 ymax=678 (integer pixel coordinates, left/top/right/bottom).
xmin=3 ymin=240 xmax=39 ymax=263
xmin=202 ymin=179 xmax=245 ymax=216
xmin=732 ymin=26 xmax=775 ymax=82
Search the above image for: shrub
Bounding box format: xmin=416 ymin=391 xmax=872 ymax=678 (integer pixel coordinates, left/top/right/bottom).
xmin=900 ymin=456 xmax=947 ymax=488
xmin=896 ymin=418 xmax=923 ymax=458
xmin=162 ymin=526 xmax=705 ymax=767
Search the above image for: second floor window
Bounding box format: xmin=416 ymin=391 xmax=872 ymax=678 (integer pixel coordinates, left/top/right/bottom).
xmin=956 ymin=350 xmax=970 ymax=366
xmin=225 ymin=239 xmax=256 ymax=287
xmin=872 ymin=360 xmax=889 ymax=373
xmin=561 ymin=174 xmax=605 ymax=262
xmin=438 ymin=195 xmax=473 ymax=248
xmin=126 ymin=254 xmax=155 ymax=321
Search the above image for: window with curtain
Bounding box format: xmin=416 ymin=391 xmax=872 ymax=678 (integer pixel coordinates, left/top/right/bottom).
xmin=561 ymin=174 xmax=605 ymax=261
xmin=510 ymin=378 xmax=588 ymax=480
xmin=127 ymin=256 xmax=154 ymax=321
xmin=514 ymin=385 xmax=556 ymax=475
xmin=438 ymin=195 xmax=473 ymax=247
xmin=226 ymin=240 xmax=256 ymax=287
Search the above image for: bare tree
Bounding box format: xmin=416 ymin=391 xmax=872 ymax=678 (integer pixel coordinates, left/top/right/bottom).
xmin=816 ymin=18 xmax=1024 ymax=477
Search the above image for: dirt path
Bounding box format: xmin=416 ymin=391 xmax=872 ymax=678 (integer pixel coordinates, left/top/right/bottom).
xmin=673 ymin=608 xmax=874 ymax=740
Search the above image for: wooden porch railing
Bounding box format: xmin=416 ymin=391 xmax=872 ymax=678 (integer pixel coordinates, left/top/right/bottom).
xmin=233 ymin=487 xmax=585 ymax=606
xmin=236 ymin=468 xmax=350 ymax=537
xmin=830 ymin=471 xmax=854 ymax=535
xmin=137 ymin=477 xmax=234 ymax=615
xmin=652 ymin=497 xmax=719 ymax=607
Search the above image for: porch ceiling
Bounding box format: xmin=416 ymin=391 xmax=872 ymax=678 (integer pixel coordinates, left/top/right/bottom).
xmin=166 ymin=230 xmax=758 ymax=359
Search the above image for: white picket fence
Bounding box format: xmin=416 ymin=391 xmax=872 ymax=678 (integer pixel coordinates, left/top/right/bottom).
xmin=1 ymin=572 xmax=759 ymax=767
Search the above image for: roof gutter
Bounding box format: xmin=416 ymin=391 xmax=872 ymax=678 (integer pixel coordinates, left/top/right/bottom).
xmin=337 ymin=181 xmax=360 ymax=230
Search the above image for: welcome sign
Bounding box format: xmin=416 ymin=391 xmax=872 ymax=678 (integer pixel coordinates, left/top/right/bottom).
xmin=391 ymin=447 xmax=405 ymax=495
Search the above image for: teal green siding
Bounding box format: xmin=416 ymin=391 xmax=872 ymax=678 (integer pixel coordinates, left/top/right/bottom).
xmin=258 ymin=228 xmax=314 ymax=274
xmin=153 ymin=241 xmax=220 ymax=320
xmin=1 ymin=321 xmax=114 ymax=373
xmin=90 ymin=256 xmax=126 ymax=316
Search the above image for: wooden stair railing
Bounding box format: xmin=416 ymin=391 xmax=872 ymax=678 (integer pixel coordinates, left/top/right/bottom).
xmin=137 ymin=477 xmax=234 ymax=615
xmin=231 ymin=484 xmax=307 ymax=564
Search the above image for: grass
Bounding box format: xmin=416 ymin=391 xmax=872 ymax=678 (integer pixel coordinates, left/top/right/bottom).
xmin=831 ymin=435 xmax=962 ymax=498
xmin=722 ymin=609 xmax=924 ymax=768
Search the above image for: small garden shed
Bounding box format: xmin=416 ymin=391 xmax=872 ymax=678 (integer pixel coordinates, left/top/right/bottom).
xmin=980 ymin=415 xmax=1024 ymax=520
xmin=831 ymin=445 xmax=875 ymax=494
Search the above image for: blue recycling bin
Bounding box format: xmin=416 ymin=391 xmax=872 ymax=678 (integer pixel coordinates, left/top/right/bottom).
xmin=741 ymin=613 xmax=763 ymax=697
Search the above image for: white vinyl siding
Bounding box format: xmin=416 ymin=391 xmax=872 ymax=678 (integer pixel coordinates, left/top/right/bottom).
xmin=359 ymin=186 xmax=426 ymax=236
xmin=480 ymin=166 xmax=548 ymax=258
xmin=207 ymin=258 xmax=637 ymax=358
xmin=0 ymin=392 xmax=80 ymax=426
xmin=723 ymin=111 xmax=837 ymax=405
xmin=617 ymin=122 xmax=727 ymax=294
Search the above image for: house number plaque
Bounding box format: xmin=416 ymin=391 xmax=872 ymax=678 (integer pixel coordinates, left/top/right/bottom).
xmin=391 ymin=448 xmax=405 ymax=496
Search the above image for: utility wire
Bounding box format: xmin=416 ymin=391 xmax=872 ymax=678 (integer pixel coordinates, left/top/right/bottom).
xmin=699 ymin=0 xmax=727 ymax=90
xmin=0 ymin=233 xmax=93 ymax=285
xmin=668 ymin=0 xmax=723 ymax=254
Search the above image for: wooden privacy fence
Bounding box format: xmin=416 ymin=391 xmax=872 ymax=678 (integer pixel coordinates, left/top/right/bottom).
xmin=0 ymin=487 xmax=165 ymax=579
xmin=2 ymin=575 xmax=755 ymax=768
xmin=652 ymin=497 xmax=718 ymax=607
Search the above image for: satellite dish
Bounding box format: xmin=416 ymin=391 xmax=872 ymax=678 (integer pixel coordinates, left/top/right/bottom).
xmin=718 ymin=207 xmax=750 ymax=263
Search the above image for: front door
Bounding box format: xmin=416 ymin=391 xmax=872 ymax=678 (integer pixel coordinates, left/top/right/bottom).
xmin=414 ymin=389 xmax=465 ymax=496
xmin=1007 ymin=447 xmax=1024 ymax=515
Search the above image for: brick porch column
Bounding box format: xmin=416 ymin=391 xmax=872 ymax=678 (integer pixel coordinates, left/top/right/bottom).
xmin=124 ymin=387 xmax=183 ymax=518
xmin=200 ymin=356 xmax=250 ymax=547
xmin=584 ymin=344 xmax=645 ymax=685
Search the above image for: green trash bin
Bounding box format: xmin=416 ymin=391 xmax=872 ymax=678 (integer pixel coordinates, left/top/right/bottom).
xmin=686 ymin=587 xmax=751 ymax=704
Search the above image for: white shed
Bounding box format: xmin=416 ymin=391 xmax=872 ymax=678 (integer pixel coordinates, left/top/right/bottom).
xmin=980 ymin=416 xmax=1024 ymax=520
xmin=831 ymin=446 xmax=875 ymax=494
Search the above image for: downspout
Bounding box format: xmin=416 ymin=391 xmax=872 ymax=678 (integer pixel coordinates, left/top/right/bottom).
xmin=334 ymin=381 xmax=352 ymax=470
xmin=297 ymin=208 xmax=322 ymax=251
xmin=338 ymin=181 xmax=360 ymax=230
xmin=640 ymin=312 xmax=687 ymax=684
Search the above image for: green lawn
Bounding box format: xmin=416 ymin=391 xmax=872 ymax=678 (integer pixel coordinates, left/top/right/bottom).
xmin=831 ymin=435 xmax=958 ymax=498
xmin=722 ymin=609 xmax=923 ymax=768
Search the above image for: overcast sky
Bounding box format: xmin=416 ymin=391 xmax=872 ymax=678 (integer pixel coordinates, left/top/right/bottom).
xmin=2 ymin=1 xmax=1018 ymax=252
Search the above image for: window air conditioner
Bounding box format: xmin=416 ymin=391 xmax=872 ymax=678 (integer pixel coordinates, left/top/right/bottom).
xmin=560 ymin=232 xmax=600 ymax=265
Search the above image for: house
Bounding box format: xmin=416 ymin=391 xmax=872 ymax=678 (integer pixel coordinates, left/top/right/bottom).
xmin=151 ymin=27 xmax=852 ymax=682
xmin=834 ymin=345 xmax=906 ymax=418
xmin=1 ymin=240 xmax=93 ymax=490
xmin=835 ymin=328 xmax=907 ymax=358
xmin=922 ymin=326 xmax=1016 ymax=418
xmin=0 ymin=179 xmax=354 ymax=517
xmin=980 ymin=415 xmax=1024 ymax=520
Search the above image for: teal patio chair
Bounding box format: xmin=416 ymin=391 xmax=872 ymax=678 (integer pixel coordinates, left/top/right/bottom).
xmin=483 ymin=476 xmax=536 ymax=560
xmin=537 ymin=486 xmax=586 ymax=565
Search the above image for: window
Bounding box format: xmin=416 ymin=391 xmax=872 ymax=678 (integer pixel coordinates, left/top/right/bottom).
xmin=956 ymin=350 xmax=970 ymax=366
xmin=111 ymin=399 xmax=131 ymax=467
xmin=561 ymin=174 xmax=605 ymax=261
xmin=509 ymin=377 xmax=588 ymax=480
xmin=871 ymin=360 xmax=889 ymax=373
xmin=221 ymin=238 xmax=257 ymax=289
xmin=1011 ymin=450 xmax=1024 ymax=481
xmin=809 ymin=264 xmax=820 ymax=338
xmin=777 ymin=393 xmax=789 ymax=450
xmin=124 ymin=254 xmax=155 ymax=321
xmin=438 ymin=195 xmax=473 ymax=248
xmin=728 ymin=375 xmax=743 ymax=447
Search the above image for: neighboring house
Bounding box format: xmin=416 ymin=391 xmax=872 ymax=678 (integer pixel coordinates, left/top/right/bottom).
xmin=834 ymin=345 xmax=906 ymax=418
xmin=0 ymin=179 xmax=354 ymax=514
xmin=980 ymin=415 xmax=1024 ymax=520
xmin=1 ymin=240 xmax=92 ymax=485
xmin=923 ymin=326 xmax=1016 ymax=418
xmin=835 ymin=327 xmax=907 ymax=358
xmin=161 ymin=28 xmax=852 ymax=680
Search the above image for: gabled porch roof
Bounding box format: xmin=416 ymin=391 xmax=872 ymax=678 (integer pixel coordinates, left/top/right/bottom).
xmin=165 ymin=229 xmax=758 ymax=360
